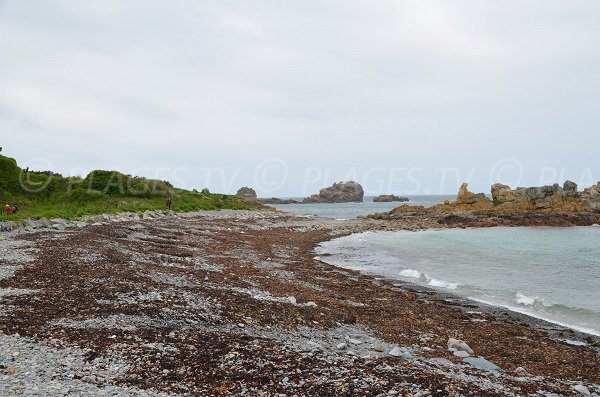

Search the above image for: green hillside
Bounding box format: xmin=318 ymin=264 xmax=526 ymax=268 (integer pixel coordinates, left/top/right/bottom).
xmin=0 ymin=153 xmax=255 ymax=220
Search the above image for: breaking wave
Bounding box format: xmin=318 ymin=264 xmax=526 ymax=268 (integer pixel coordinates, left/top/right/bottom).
xmin=398 ymin=269 xmax=460 ymax=290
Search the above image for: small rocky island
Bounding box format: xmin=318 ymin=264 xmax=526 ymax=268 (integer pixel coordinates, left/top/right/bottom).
xmin=373 ymin=194 xmax=409 ymax=203
xmin=258 ymin=197 xmax=301 ymax=205
xmin=302 ymin=181 xmax=364 ymax=203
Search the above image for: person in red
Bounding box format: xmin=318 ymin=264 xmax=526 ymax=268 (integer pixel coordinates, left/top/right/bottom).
xmin=4 ymin=204 xmax=14 ymax=214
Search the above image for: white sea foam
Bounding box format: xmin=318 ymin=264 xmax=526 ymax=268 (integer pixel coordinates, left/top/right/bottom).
xmin=399 ymin=269 xmax=460 ymax=290
xmin=318 ymin=226 xmax=600 ymax=336
xmin=515 ymin=292 xmax=537 ymax=306
xmin=399 ymin=269 xmax=421 ymax=279
xmin=515 ymin=292 xmax=550 ymax=307
xmin=428 ymin=278 xmax=460 ymax=290
xmin=469 ymin=297 xmax=600 ymax=337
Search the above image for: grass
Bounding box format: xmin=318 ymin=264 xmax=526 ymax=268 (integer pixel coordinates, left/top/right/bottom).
xmin=0 ymin=190 xmax=255 ymax=221
xmin=0 ymin=154 xmax=258 ymax=221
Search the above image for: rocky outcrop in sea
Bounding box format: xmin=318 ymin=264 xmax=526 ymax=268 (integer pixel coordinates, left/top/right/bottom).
xmin=373 ymin=194 xmax=409 ymax=203
xmin=368 ymin=181 xmax=600 ymax=228
xmin=303 ymin=181 xmax=364 ymax=203
xmin=258 ymin=198 xmax=301 ymax=205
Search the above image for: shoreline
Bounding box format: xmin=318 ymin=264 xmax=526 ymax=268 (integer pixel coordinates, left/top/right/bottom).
xmin=315 ymin=226 xmax=600 ymax=340
xmin=1 ymin=208 xmax=599 ymax=395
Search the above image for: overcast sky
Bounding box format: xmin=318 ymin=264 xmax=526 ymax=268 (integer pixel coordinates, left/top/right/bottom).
xmin=1 ymin=1 xmax=599 ymax=196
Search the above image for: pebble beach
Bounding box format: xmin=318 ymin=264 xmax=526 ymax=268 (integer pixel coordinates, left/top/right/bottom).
xmin=1 ymin=209 xmax=599 ymax=396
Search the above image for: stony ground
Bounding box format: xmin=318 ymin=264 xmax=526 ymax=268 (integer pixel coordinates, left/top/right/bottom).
xmin=0 ymin=210 xmax=599 ymax=396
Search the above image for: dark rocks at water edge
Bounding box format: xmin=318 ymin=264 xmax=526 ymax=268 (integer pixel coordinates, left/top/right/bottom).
xmin=303 ymin=181 xmax=364 ymax=203
xmin=373 ymin=194 xmax=409 ymax=203
xmin=258 ymin=197 xmax=301 ymax=204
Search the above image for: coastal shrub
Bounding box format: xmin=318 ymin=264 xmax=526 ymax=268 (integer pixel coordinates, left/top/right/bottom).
xmin=81 ymin=170 xmax=129 ymax=196
xmin=0 ymin=155 xmax=21 ymax=197
xmin=0 ymin=153 xmax=255 ymax=220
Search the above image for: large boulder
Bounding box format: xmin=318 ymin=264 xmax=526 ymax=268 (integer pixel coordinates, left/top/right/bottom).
xmin=491 ymin=183 xmax=515 ymax=201
xmin=373 ymin=194 xmax=409 ymax=203
xmin=303 ymin=181 xmax=364 ymax=203
xmin=236 ymin=187 xmax=257 ymax=201
xmin=563 ymin=180 xmax=578 ymax=197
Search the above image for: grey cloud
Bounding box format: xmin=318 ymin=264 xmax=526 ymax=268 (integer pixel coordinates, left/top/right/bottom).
xmin=1 ymin=0 xmax=599 ymax=195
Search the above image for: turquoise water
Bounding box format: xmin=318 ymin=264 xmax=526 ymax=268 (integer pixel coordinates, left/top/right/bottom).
xmin=317 ymin=226 xmax=600 ymax=336
xmin=268 ymin=195 xmax=455 ymax=219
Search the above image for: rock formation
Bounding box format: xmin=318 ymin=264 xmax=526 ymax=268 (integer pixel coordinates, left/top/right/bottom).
xmin=258 ymin=198 xmax=301 ymax=205
xmin=487 ymin=180 xmax=588 ymax=212
xmin=303 ymin=181 xmax=364 ymax=203
xmin=373 ymin=194 xmax=409 ymax=203
xmin=455 ymin=183 xmax=488 ymax=205
xmin=368 ymin=180 xmax=600 ymax=227
xmin=582 ymin=182 xmax=600 ymax=210
xmin=236 ymin=187 xmax=257 ymax=201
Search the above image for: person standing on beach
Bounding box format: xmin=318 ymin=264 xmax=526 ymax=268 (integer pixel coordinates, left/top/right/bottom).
xmin=166 ymin=196 xmax=172 ymax=210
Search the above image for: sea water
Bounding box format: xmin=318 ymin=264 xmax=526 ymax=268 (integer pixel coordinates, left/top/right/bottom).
xmin=267 ymin=195 xmax=455 ymax=219
xmin=317 ymin=226 xmax=600 ymax=336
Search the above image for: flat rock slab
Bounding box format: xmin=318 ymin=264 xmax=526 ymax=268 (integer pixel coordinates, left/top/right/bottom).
xmin=463 ymin=356 xmax=502 ymax=372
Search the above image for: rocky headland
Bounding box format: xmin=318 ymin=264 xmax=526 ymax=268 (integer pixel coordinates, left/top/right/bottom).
xmin=302 ymin=181 xmax=364 ymax=204
xmin=373 ymin=194 xmax=409 ymax=203
xmin=369 ymin=181 xmax=600 ymax=229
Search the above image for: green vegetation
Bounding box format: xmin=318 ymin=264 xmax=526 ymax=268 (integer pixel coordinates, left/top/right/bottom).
xmin=492 ymin=197 xmax=513 ymax=206
xmin=0 ymin=153 xmax=256 ymax=221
